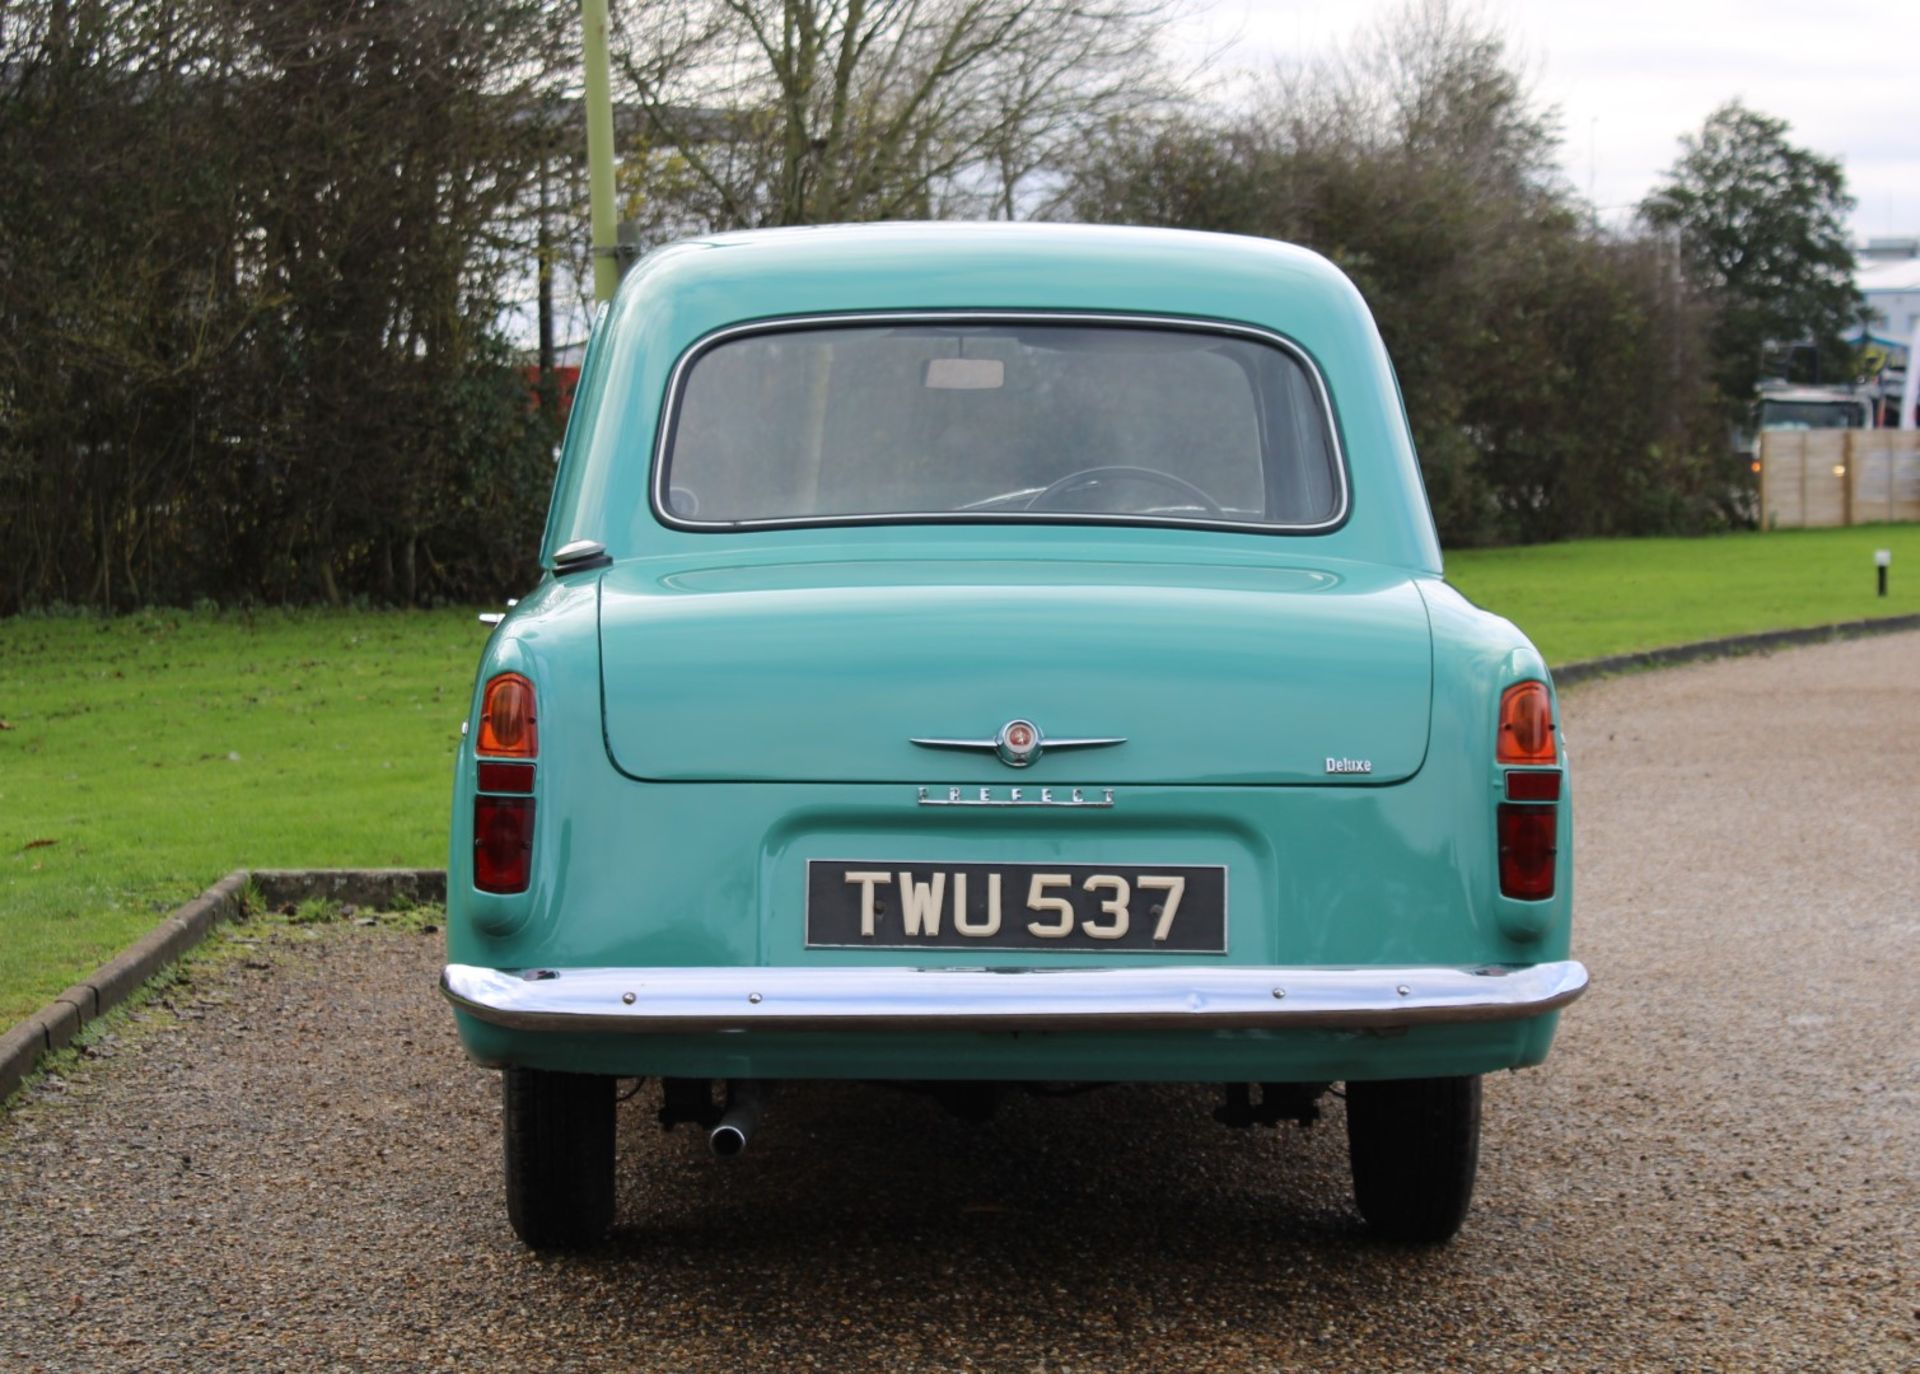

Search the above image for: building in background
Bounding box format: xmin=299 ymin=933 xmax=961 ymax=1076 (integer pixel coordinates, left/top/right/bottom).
xmin=1859 ymin=238 xmax=1920 ymax=343
xmin=1854 ymin=238 xmax=1917 ymax=426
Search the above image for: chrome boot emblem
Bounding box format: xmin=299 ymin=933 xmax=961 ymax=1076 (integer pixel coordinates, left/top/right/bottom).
xmin=911 ymin=719 xmax=1125 ymax=769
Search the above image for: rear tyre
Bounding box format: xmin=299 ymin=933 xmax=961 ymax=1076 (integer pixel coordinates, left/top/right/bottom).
xmin=503 ymin=1067 xmax=616 ymax=1249
xmin=1345 ymin=1075 xmax=1481 ymax=1243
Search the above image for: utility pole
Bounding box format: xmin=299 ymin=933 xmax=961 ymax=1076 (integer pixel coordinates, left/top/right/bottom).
xmin=582 ymin=0 xmax=620 ymax=304
xmin=536 ymin=158 xmax=558 ymax=421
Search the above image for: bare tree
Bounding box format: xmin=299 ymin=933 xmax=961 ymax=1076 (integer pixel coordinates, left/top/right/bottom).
xmin=610 ymin=0 xmax=1183 ymax=234
xmin=1062 ymin=0 xmax=1731 ymax=546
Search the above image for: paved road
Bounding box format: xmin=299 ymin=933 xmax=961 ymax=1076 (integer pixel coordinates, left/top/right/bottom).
xmin=0 ymin=634 xmax=1915 ymax=1371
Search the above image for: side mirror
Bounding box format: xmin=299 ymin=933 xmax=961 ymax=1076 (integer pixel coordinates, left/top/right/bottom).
xmin=551 ymin=539 xmax=612 ymax=573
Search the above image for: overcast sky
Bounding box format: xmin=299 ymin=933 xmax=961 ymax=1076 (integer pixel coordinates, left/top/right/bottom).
xmin=1177 ymin=0 xmax=1920 ymax=241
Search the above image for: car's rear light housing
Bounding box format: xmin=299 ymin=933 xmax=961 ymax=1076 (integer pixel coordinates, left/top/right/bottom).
xmin=474 ymin=796 xmax=534 ymax=893
xmin=1496 ymin=681 xmax=1559 ymax=901
xmin=1497 ymin=681 xmax=1555 ymax=765
xmin=475 ymin=674 xmax=537 ymax=892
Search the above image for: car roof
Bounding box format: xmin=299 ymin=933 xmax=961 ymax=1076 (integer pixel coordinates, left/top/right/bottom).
xmin=642 ymin=221 xmax=1364 ymax=316
xmin=549 ymin=222 xmax=1444 ymax=575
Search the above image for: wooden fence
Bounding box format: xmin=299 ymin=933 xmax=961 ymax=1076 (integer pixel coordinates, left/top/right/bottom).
xmin=1760 ymin=429 xmax=1920 ymax=528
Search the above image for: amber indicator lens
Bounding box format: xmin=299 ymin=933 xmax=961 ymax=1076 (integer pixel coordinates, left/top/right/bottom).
xmin=1497 ymin=681 xmax=1555 ymax=765
xmin=1497 ymin=803 xmax=1556 ymax=900
xmin=477 ymin=674 xmax=537 ymax=757
xmin=474 ymin=797 xmax=534 ymax=892
xmin=1505 ymin=770 xmax=1562 ymax=803
xmin=477 ymin=761 xmax=535 ymax=795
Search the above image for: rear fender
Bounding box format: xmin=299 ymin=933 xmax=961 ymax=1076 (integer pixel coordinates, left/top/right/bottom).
xmin=1419 ymin=579 xmax=1572 ymax=954
xmin=452 ymin=574 xmax=603 ymax=940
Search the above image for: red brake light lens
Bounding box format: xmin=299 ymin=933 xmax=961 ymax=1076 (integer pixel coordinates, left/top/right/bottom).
xmin=1498 ymin=804 xmax=1557 ymax=900
xmin=1505 ymin=770 xmax=1562 ymax=802
xmin=477 ymin=674 xmax=537 ymax=757
xmin=1497 ymin=682 xmax=1555 ymax=765
xmin=474 ymin=796 xmax=534 ymax=893
xmin=477 ymin=761 xmax=535 ymax=794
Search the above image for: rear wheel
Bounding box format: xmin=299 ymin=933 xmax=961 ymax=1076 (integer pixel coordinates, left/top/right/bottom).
xmin=1345 ymin=1075 xmax=1481 ymax=1242
xmin=503 ymin=1067 xmax=616 ymax=1249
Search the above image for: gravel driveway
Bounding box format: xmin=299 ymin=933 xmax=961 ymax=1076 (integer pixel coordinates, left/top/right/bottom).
xmin=1 ymin=633 xmax=1915 ymax=1372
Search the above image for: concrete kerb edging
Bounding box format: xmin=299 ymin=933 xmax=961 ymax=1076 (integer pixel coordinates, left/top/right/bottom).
xmin=249 ymin=867 xmax=446 ymax=912
xmin=1553 ymin=612 xmax=1920 ymax=687
xmin=0 ymin=867 xmax=447 ymax=1107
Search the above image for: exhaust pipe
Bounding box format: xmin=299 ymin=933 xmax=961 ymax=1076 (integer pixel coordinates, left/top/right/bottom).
xmin=708 ymin=1080 xmax=768 ymax=1159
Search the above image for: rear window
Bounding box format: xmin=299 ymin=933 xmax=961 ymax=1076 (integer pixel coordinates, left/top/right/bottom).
xmin=655 ymin=317 xmax=1344 ymax=531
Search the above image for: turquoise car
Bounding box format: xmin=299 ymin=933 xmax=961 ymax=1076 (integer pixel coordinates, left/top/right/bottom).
xmin=442 ymin=223 xmax=1586 ymax=1249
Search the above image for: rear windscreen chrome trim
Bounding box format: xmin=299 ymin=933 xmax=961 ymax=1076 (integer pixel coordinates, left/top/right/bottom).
xmin=649 ymin=311 xmax=1352 ymax=536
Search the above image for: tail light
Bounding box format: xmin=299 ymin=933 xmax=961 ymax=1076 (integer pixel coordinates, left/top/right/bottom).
xmin=1497 ymin=804 xmax=1556 ymax=900
xmin=477 ymin=761 xmax=535 ymax=794
xmin=475 ymin=674 xmax=537 ymax=893
xmin=477 ymin=673 xmax=537 ymax=757
xmin=1497 ymin=681 xmax=1558 ymax=900
xmin=1497 ymin=682 xmax=1555 ymax=765
xmin=1504 ymin=770 xmax=1561 ymax=802
xmin=474 ymin=797 xmax=534 ymax=892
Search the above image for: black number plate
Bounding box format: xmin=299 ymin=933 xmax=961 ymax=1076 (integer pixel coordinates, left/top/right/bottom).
xmin=805 ymin=861 xmax=1227 ymax=953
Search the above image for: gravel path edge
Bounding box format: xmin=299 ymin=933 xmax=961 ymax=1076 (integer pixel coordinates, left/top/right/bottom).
xmin=0 ymin=867 xmax=446 ymax=1106
xmin=1552 ymin=610 xmax=1920 ymax=684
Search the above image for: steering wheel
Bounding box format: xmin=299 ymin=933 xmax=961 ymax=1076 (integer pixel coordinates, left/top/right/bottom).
xmin=1026 ymin=465 xmax=1222 ymax=513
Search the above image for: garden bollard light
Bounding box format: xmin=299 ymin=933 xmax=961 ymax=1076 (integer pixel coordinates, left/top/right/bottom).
xmin=1876 ymin=549 xmax=1890 ymax=597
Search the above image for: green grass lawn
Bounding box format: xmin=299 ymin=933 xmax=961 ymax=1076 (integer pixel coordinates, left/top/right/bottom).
xmin=1446 ymin=523 xmax=1918 ymax=665
xmin=0 ymin=609 xmax=483 ymax=1024
xmin=2 ymin=522 xmax=1917 ymax=1026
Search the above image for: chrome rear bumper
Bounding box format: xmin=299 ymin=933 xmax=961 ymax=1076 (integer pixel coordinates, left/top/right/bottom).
xmin=442 ymin=961 xmax=1587 ymax=1035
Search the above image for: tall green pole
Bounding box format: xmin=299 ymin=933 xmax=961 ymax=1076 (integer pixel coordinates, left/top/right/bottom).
xmin=581 ymin=0 xmax=620 ymax=304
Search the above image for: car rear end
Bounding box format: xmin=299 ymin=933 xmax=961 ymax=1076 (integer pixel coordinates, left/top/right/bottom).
xmin=447 ymin=553 xmax=1579 ymax=1085
xmin=440 ymin=224 xmax=1584 ymax=1248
